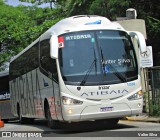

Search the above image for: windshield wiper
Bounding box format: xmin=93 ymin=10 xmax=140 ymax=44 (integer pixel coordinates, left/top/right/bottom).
xmin=99 ymin=45 xmax=127 ymax=82
xmin=99 ymin=45 xmax=106 ymax=71
xmin=80 ymin=48 xmax=97 ymax=86
xmin=107 ymin=63 xmax=127 ymax=82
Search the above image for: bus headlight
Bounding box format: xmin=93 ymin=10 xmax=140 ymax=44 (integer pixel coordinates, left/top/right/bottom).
xmin=62 ymin=96 xmax=83 ymax=105
xmin=127 ymin=90 xmax=143 ymax=101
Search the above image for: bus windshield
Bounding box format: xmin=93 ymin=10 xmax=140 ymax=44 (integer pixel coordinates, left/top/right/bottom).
xmin=58 ymin=30 xmax=138 ymax=85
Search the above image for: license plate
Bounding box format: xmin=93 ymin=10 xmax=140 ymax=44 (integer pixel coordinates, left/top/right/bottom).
xmin=100 ymin=107 xmax=113 ymax=112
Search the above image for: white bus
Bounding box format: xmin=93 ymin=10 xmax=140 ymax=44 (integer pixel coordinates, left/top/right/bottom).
xmin=0 ymin=70 xmax=15 ymax=122
xmin=9 ymin=15 xmax=147 ymax=128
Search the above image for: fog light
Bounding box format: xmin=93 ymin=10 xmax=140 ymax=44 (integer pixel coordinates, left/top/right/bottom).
xmin=68 ymin=109 xmax=73 ymax=114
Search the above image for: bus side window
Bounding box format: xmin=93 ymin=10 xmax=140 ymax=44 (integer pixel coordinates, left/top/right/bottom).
xmin=40 ymin=39 xmax=58 ymax=81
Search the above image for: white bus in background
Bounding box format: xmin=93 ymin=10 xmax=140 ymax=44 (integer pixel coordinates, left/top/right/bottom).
xmin=9 ymin=15 xmax=147 ymax=129
xmin=0 ymin=70 xmax=15 ymax=122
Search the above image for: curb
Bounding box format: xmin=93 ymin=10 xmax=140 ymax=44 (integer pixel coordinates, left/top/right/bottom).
xmin=126 ymin=116 xmax=160 ymax=123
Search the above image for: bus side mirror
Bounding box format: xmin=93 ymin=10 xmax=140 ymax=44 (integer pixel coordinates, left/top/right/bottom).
xmin=50 ymin=34 xmax=58 ymax=59
xmin=129 ymin=31 xmax=147 ymax=53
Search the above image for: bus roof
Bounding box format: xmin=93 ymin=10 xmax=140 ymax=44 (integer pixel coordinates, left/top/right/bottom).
xmin=46 ymin=15 xmax=125 ymax=36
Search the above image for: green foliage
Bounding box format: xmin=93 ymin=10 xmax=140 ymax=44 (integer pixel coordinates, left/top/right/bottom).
xmin=56 ymin=0 xmax=131 ymax=20
xmin=60 ymin=0 xmax=91 ymax=16
xmin=89 ymin=0 xmax=109 ymax=17
xmin=0 ymin=3 xmax=28 ymax=64
xmin=0 ymin=1 xmax=61 ymax=68
xmin=144 ymin=92 xmax=160 ymax=116
xmin=145 ymin=16 xmax=160 ymax=65
xmin=146 ymin=17 xmax=160 ymax=35
xmin=88 ymin=0 xmax=130 ymax=20
xmin=149 ymin=103 xmax=160 ymax=116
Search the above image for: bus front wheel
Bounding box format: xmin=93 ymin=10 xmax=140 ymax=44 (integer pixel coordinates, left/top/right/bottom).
xmin=46 ymin=103 xmax=60 ymax=129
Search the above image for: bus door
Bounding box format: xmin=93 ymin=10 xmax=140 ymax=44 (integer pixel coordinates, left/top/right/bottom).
xmin=39 ymin=38 xmax=63 ymax=121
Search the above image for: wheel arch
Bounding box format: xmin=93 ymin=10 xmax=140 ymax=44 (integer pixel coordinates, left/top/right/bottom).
xmin=44 ymin=98 xmax=49 ymax=119
xmin=17 ymin=102 xmax=20 ymax=117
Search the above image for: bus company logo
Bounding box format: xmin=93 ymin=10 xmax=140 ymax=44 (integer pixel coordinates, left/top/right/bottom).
xmin=81 ymin=89 xmax=129 ymax=97
xmin=65 ymin=34 xmax=92 ymax=40
xmin=85 ymin=20 xmax=101 ymax=25
xmin=2 ymin=132 xmax=12 ymax=137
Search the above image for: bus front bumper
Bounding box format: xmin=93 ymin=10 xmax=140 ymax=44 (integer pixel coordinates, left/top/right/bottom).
xmin=62 ymin=103 xmax=143 ymax=122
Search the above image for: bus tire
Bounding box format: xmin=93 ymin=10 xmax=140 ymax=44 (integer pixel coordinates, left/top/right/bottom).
xmin=46 ymin=103 xmax=60 ymax=129
xmin=17 ymin=105 xmax=28 ymax=124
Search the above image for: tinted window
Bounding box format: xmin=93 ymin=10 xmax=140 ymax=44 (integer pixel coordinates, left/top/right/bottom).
xmin=40 ymin=39 xmax=58 ymax=82
xmin=9 ymin=43 xmax=39 ymax=80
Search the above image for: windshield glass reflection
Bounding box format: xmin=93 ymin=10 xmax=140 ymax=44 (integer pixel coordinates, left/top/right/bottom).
xmin=58 ymin=30 xmax=138 ymax=85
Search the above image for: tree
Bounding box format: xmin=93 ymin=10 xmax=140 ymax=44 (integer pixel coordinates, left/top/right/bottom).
xmin=89 ymin=0 xmax=130 ymax=20
xmin=0 ymin=1 xmax=62 ymax=70
xmin=53 ymin=0 xmax=131 ymax=20
xmin=19 ymin=0 xmax=59 ymax=9
xmin=146 ymin=16 xmax=160 ymax=65
xmin=0 ymin=2 xmax=29 ymax=67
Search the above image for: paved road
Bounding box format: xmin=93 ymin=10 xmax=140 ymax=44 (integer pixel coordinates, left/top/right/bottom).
xmin=0 ymin=119 xmax=160 ymax=139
